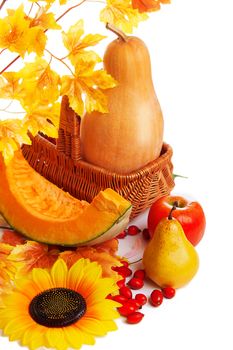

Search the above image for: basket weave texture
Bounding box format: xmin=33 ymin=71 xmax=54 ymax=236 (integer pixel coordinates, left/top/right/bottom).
xmin=22 ymin=96 xmax=175 ymax=219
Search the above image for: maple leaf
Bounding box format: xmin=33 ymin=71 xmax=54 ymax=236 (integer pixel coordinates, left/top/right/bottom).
xmin=61 ymin=59 xmax=117 ymax=116
xmin=0 ymin=243 xmax=15 ymax=292
xmin=60 ymin=239 xmax=122 ymax=279
xmin=0 ymin=5 xmax=60 ymax=57
xmin=29 ymin=8 xmax=61 ymax=30
xmin=0 ymin=5 xmax=31 ymax=57
xmin=8 ymin=241 xmax=60 ymax=276
xmin=23 ymin=102 xmax=60 ymax=138
xmin=132 ymin=0 xmax=170 ymax=13
xmin=100 ymin=0 xmax=148 ymax=33
xmin=62 ymin=19 xmax=105 ymax=65
xmin=0 ymin=72 xmax=22 ymax=100
xmin=18 ymin=57 xmax=60 ymax=106
xmin=1 ymin=229 xmax=26 ymax=247
xmin=0 ymin=119 xmax=31 ymax=164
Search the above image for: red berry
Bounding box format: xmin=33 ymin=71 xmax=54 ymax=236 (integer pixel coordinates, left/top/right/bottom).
xmin=116 ymin=266 xmax=132 ymax=278
xmin=118 ymin=302 xmax=137 ymax=317
xmin=127 ymin=312 xmax=144 ymax=324
xmin=117 ymin=278 xmax=126 ymax=288
xmin=116 ymin=230 xmax=127 ymax=239
xmin=127 ymin=225 xmax=141 ymax=236
xmin=162 ymin=287 xmax=176 ymax=299
xmin=128 ymin=277 xmax=144 ymax=290
xmin=133 ymin=269 xmax=146 ymax=280
xmin=142 ymin=228 xmax=150 ymax=240
xmin=119 ymin=286 xmax=132 ymax=299
xmin=126 ymin=299 xmax=141 ymax=310
xmin=120 ymin=260 xmax=129 ymax=267
xmin=112 ymin=295 xmax=128 ymax=304
xmin=135 ymin=293 xmax=147 ymax=306
xmin=106 ymin=294 xmax=113 ymax=300
xmin=150 ymin=289 xmax=163 ymax=307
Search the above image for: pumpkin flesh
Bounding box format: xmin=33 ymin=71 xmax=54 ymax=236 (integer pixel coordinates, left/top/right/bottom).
xmin=0 ymin=152 xmax=132 ymax=246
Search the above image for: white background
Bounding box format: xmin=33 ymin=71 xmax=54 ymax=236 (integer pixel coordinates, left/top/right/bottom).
xmin=1 ymin=0 xmax=233 ymax=349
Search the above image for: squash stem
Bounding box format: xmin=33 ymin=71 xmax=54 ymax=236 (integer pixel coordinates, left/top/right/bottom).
xmin=106 ymin=23 xmax=128 ymax=42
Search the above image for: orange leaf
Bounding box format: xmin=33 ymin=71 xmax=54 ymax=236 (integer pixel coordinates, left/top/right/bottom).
xmin=0 ymin=243 xmax=15 ymax=291
xmin=132 ymin=0 xmax=170 ymax=13
xmin=1 ymin=229 xmax=26 ymax=246
xmin=8 ymin=241 xmax=60 ymax=275
xmin=60 ymin=239 xmax=122 ymax=279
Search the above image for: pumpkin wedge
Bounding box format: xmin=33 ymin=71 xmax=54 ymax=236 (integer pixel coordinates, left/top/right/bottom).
xmin=0 ymin=152 xmax=132 ymax=246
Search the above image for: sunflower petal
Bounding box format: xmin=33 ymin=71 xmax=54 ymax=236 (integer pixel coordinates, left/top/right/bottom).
xmin=64 ymin=326 xmax=83 ymax=349
xmin=101 ymin=319 xmax=118 ymax=331
xmin=4 ymin=316 xmax=34 ymax=340
xmin=88 ymin=278 xmax=118 ymax=305
xmin=14 ymin=278 xmax=39 ymax=299
xmin=78 ymin=317 xmax=108 ymax=336
xmin=1 ymin=291 xmax=30 ymax=309
xmin=51 ymin=259 xmax=68 ymax=287
xmin=86 ymin=301 xmax=120 ymax=320
xmin=67 ymin=258 xmax=85 ymax=291
xmin=75 ymin=262 xmax=102 ymax=299
xmin=32 ymin=267 xmax=53 ymax=291
xmin=46 ymin=328 xmax=69 ymax=350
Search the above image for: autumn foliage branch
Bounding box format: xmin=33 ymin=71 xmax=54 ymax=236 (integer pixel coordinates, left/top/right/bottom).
xmin=0 ymin=0 xmax=170 ymax=164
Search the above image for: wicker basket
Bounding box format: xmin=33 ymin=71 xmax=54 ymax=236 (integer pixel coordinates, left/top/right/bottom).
xmin=21 ymin=96 xmax=175 ymax=219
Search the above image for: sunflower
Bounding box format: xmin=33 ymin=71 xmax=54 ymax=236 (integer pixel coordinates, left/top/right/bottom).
xmin=0 ymin=258 xmax=120 ymax=350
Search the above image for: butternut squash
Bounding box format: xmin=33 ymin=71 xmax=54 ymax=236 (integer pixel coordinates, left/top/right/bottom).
xmin=81 ymin=23 xmax=164 ymax=174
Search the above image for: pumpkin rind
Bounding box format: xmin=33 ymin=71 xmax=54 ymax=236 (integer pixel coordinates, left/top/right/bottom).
xmin=0 ymin=152 xmax=132 ymax=246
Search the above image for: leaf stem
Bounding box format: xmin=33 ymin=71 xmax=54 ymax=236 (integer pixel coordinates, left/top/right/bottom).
xmin=0 ymin=48 xmax=6 ymax=55
xmin=28 ymin=3 xmax=34 ymax=16
xmin=55 ymin=0 xmax=87 ymax=22
xmin=0 ymin=55 xmax=20 ymax=75
xmin=45 ymin=49 xmax=75 ymax=76
xmin=0 ymin=0 xmax=87 ymax=75
xmin=0 ymin=0 xmax=7 ymax=11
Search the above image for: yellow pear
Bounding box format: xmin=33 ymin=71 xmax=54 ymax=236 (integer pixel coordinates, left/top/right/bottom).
xmin=143 ymin=206 xmax=199 ymax=288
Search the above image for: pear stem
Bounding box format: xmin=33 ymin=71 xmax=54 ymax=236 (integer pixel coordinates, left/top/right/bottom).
xmin=168 ymin=201 xmax=178 ymax=220
xmin=106 ymin=23 xmax=128 ymax=42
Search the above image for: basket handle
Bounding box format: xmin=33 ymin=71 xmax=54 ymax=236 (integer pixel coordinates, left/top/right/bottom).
xmin=57 ymin=95 xmax=82 ymax=162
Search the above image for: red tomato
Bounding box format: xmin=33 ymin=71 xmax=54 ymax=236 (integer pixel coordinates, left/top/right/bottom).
xmin=148 ymin=195 xmax=206 ymax=246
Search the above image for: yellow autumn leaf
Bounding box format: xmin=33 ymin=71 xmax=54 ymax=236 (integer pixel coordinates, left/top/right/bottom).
xmin=62 ymin=19 xmax=105 ymax=65
xmin=100 ymin=0 xmax=148 ymax=33
xmin=18 ymin=57 xmax=60 ymax=107
xmin=0 ymin=5 xmax=49 ymax=57
xmin=0 ymin=5 xmax=31 ymax=56
xmin=61 ymin=59 xmax=117 ymax=116
xmin=29 ymin=7 xmax=61 ymax=30
xmin=0 ymin=72 xmax=22 ymax=100
xmin=0 ymin=243 xmax=15 ymax=292
xmin=0 ymin=119 xmax=31 ymax=164
xmin=27 ymin=26 xmax=47 ymax=57
xmin=23 ymin=102 xmax=60 ymax=138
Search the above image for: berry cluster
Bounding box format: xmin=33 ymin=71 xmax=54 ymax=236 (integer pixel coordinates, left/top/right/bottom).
xmin=117 ymin=225 xmax=150 ymax=240
xmin=109 ymin=225 xmax=176 ymax=324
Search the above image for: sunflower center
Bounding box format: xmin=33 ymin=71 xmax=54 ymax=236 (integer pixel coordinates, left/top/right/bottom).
xmin=29 ymin=287 xmax=87 ymax=328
